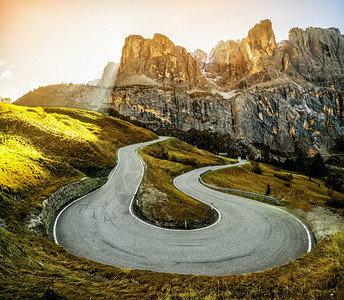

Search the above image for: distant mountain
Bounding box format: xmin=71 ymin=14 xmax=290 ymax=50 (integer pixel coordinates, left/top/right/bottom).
xmin=15 ymin=20 xmax=344 ymax=157
xmin=15 ymin=84 xmax=111 ymax=111
xmin=87 ymin=78 xmax=100 ymax=86
xmin=98 ymin=62 xmax=119 ymax=87
xmin=194 ymin=20 xmax=344 ymax=90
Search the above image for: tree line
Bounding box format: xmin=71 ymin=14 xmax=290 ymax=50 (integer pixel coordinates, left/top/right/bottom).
xmin=258 ymin=149 xmax=343 ymax=193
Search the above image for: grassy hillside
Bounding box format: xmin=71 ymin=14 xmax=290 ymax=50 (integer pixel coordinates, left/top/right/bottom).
xmin=1 ymin=103 xmax=344 ymax=299
xmin=14 ymin=84 xmax=110 ymax=110
xmin=202 ymin=162 xmax=344 ymax=215
xmin=1 ymin=223 xmax=343 ymax=299
xmin=137 ymin=138 xmax=235 ymax=229
xmin=0 ymin=103 xmax=157 ymax=228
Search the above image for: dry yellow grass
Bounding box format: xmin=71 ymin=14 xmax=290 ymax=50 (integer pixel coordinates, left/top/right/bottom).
xmin=0 ymin=103 xmax=157 ymax=227
xmin=1 ymin=103 xmax=344 ymax=299
xmin=137 ymin=138 xmax=235 ymax=229
xmin=203 ymin=162 xmax=344 ymax=213
xmin=1 ymin=227 xmax=343 ymax=299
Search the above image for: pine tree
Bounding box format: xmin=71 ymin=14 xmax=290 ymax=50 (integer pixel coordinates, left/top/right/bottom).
xmin=266 ymin=183 xmax=271 ymax=196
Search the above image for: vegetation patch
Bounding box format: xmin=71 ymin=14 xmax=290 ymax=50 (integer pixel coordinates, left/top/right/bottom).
xmin=0 ymin=103 xmax=157 ymax=229
xmin=202 ymin=162 xmax=344 ymax=215
xmin=135 ymin=137 xmax=235 ymax=229
xmin=251 ymin=161 xmax=262 ymax=174
xmin=1 ymin=226 xmax=344 ymax=299
xmin=1 ymin=103 xmax=344 ymax=299
xmin=273 ymin=172 xmax=293 ymax=181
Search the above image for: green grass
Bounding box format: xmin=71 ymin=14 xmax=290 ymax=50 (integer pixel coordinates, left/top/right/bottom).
xmin=1 ymin=103 xmax=344 ymax=299
xmin=203 ymin=162 xmax=344 ymax=214
xmin=0 ymin=103 xmax=157 ymax=228
xmin=137 ymin=138 xmax=235 ymax=229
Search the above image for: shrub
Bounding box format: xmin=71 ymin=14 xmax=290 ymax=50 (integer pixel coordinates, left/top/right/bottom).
xmin=266 ymin=184 xmax=271 ymax=195
xmin=251 ymin=161 xmax=262 ymax=174
xmin=325 ymin=172 xmax=343 ymax=193
xmin=274 ymin=173 xmax=293 ymax=181
xmin=327 ymin=195 xmax=344 ymax=209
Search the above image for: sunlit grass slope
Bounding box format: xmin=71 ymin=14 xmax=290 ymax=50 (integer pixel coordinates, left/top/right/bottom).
xmin=1 ymin=103 xmax=344 ymax=299
xmin=137 ymin=137 xmax=236 ymax=229
xmin=0 ymin=103 xmax=157 ymax=227
xmin=202 ymin=162 xmax=344 ymax=215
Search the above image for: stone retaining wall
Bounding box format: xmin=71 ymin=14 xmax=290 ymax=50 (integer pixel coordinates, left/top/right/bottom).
xmin=41 ymin=177 xmax=107 ymax=235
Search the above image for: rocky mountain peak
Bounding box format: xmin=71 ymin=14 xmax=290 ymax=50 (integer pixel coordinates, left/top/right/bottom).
xmin=202 ymin=19 xmax=279 ymax=88
xmin=286 ymin=26 xmax=344 ymax=87
xmin=97 ymin=62 xmax=119 ymax=88
xmin=115 ymin=33 xmax=208 ymax=89
xmin=209 ymin=40 xmax=230 ymax=58
xmin=194 ymin=20 xmax=344 ymax=89
xmin=243 ymin=19 xmax=276 ymax=59
xmin=119 ymin=34 xmax=146 ymax=65
xmin=151 ymin=33 xmax=175 ymax=55
xmin=192 ymin=49 xmax=208 ymax=70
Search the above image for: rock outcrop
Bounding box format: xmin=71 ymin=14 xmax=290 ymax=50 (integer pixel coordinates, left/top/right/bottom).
xmin=203 ymin=19 xmax=280 ymax=88
xmin=15 ymin=20 xmax=344 ymax=157
xmin=111 ymin=84 xmax=344 ymax=156
xmin=97 ymin=62 xmax=119 ymax=87
xmin=285 ymin=27 xmax=344 ymax=88
xmin=111 ymin=86 xmax=233 ymax=133
xmin=115 ymin=33 xmax=208 ymax=89
xmin=199 ymin=20 xmax=344 ymax=90
xmin=192 ymin=49 xmax=208 ymax=70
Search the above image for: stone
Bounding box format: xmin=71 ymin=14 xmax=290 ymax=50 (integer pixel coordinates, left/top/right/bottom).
xmin=115 ymin=33 xmax=208 ymax=89
xmin=110 ymin=84 xmax=344 ymax=156
xmin=202 ymin=19 xmax=279 ymax=88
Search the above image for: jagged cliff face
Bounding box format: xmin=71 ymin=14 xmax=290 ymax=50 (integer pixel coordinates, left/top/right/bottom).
xmin=286 ymin=27 xmax=344 ymax=88
xmin=199 ymin=20 xmax=344 ymax=90
xmin=111 ymin=85 xmax=344 ymax=156
xmin=115 ymin=33 xmax=208 ymax=89
xmin=101 ymin=20 xmax=344 ymax=93
xmin=15 ymin=20 xmax=344 ymax=156
xmin=111 ymin=86 xmax=233 ymax=132
xmin=203 ymin=19 xmax=280 ymax=88
xmin=233 ymin=86 xmax=344 ymax=154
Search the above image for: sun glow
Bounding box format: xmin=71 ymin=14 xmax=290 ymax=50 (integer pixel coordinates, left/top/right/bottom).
xmin=0 ymin=0 xmax=343 ymax=100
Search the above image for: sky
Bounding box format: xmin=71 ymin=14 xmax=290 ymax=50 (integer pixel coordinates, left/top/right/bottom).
xmin=0 ymin=0 xmax=343 ymax=101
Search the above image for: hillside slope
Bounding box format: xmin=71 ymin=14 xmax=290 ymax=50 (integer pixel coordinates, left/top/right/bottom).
xmin=15 ymin=84 xmax=111 ymax=111
xmin=0 ymin=103 xmax=344 ymax=298
xmin=0 ymin=103 xmax=157 ymax=228
xmin=137 ymin=138 xmax=235 ymax=229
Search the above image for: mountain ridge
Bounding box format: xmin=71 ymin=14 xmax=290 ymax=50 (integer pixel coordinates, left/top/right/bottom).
xmin=15 ymin=19 xmax=344 ymax=157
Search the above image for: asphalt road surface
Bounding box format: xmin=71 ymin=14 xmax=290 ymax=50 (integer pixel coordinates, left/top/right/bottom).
xmin=54 ymin=137 xmax=315 ymax=275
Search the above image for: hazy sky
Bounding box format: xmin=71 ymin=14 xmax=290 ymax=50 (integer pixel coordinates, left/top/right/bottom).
xmin=1 ymin=0 xmax=343 ymax=100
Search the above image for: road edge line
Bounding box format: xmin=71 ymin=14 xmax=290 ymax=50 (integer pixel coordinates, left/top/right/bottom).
xmin=128 ymin=137 xmax=222 ymax=232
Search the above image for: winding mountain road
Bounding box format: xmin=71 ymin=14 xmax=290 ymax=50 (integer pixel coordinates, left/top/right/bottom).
xmin=54 ymin=137 xmax=315 ymax=275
